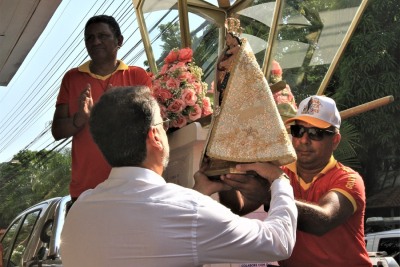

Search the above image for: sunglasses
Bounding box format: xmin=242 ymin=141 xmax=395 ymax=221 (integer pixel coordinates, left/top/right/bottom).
xmin=290 ymin=125 xmax=335 ymax=141
xmin=153 ymin=119 xmax=170 ymax=131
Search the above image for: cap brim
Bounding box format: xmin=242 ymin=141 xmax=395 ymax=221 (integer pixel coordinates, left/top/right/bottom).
xmin=285 ymin=115 xmax=331 ymax=129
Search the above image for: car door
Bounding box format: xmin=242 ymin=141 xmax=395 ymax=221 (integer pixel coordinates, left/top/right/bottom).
xmin=1 ymin=209 xmax=41 ymax=267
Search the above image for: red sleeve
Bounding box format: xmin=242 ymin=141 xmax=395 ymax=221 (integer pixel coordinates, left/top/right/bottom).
xmin=129 ymin=66 xmax=152 ymax=89
xmin=330 ymin=166 xmax=366 ymax=213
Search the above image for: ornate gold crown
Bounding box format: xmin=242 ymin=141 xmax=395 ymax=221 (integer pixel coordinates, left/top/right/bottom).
xmin=224 ymin=17 xmax=242 ymax=37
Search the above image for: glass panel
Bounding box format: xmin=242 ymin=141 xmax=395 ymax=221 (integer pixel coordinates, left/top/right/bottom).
xmin=9 ymin=210 xmax=40 ymax=267
xmin=231 ymin=0 xmax=364 ymax=99
xmin=1 ymin=218 xmax=22 ymax=267
xmin=268 ymin=0 xmax=363 ymax=99
xmin=141 ymin=0 xmax=182 ymax=70
xmin=137 ymin=0 xmax=364 ymax=103
xmin=378 ymin=237 xmax=400 ymax=258
xmin=138 ymin=0 xmax=220 ymax=91
xmin=187 ymin=13 xmax=219 ymax=88
xmin=236 ymin=0 xmax=277 ymax=67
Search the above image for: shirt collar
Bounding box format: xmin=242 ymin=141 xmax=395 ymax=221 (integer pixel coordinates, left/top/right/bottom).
xmin=78 ymin=60 xmax=128 ymax=80
xmin=108 ymin=166 xmax=166 ymax=186
xmin=286 ymin=155 xmax=337 ymax=178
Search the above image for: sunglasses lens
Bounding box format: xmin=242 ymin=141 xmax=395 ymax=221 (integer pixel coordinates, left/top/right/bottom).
xmin=290 ymin=125 xmax=303 ymax=138
xmin=290 ymin=125 xmax=325 ymax=141
xmin=307 ymin=128 xmax=324 ymax=141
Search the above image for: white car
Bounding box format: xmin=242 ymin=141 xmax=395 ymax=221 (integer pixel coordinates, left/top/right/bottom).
xmin=365 ymin=229 xmax=400 ymax=265
xmin=1 ymin=196 xmax=70 ymax=267
xmin=368 ymin=252 xmax=399 ymax=267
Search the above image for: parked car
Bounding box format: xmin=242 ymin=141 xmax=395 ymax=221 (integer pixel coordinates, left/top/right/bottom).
xmin=0 ymin=196 xmax=70 ymax=267
xmin=368 ymin=252 xmax=399 ymax=267
xmin=365 ymin=229 xmax=400 ymax=264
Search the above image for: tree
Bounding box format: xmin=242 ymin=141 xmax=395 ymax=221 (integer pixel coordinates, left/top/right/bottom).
xmin=0 ymin=149 xmax=70 ymax=228
xmin=332 ymin=0 xmax=400 ymax=193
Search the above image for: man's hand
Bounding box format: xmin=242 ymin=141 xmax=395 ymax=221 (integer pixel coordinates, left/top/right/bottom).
xmin=74 ymin=84 xmax=93 ymax=128
xmin=220 ymin=162 xmax=284 ymax=208
xmin=221 ymin=172 xmax=271 ymax=208
xmin=192 ymin=171 xmax=231 ymax=196
xmin=79 ymin=84 xmax=93 ymax=116
xmin=233 ymin=162 xmax=284 ymax=184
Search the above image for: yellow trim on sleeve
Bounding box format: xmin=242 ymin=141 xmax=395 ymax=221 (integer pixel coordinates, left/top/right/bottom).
xmin=332 ymin=188 xmax=357 ymax=213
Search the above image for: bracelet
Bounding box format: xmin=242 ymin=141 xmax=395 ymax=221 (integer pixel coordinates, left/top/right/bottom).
xmin=72 ymin=113 xmax=82 ymax=128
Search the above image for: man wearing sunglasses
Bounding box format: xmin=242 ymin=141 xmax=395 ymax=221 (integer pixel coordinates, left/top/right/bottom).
xmin=218 ymin=95 xmax=371 ymax=267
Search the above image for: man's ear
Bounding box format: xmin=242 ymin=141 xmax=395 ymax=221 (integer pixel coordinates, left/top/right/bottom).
xmin=332 ymin=132 xmax=341 ymax=150
xmin=147 ymin=127 xmax=163 ymax=151
xmin=117 ymin=35 xmax=124 ymax=48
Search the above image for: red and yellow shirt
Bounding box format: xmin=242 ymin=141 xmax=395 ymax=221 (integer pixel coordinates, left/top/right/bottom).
xmin=56 ymin=60 xmax=152 ymax=198
xmin=279 ymin=156 xmax=372 ymax=267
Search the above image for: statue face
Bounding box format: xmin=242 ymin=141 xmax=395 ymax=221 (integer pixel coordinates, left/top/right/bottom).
xmin=226 ymin=33 xmax=238 ymax=48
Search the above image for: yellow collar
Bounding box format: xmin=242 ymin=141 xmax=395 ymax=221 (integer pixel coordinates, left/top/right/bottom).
xmin=286 ymin=156 xmax=337 ymax=186
xmin=78 ymin=60 xmax=128 ymax=80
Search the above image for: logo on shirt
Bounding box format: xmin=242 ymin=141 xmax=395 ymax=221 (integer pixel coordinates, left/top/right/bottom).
xmin=345 ymin=175 xmax=357 ymax=189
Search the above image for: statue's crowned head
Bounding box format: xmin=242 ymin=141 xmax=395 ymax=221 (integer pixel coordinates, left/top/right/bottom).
xmin=225 ymin=17 xmax=242 ymax=38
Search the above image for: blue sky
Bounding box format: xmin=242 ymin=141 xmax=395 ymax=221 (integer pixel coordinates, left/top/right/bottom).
xmin=0 ymin=0 xmax=147 ymax=162
xmin=0 ymin=0 xmax=221 ymax=163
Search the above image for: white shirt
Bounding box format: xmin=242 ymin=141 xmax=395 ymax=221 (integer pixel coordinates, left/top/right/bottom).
xmin=61 ymin=167 xmax=297 ymax=267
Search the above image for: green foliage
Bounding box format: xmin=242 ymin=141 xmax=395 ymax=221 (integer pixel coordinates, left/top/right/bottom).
xmin=332 ymin=0 xmax=400 ymax=192
xmin=334 ymin=122 xmax=361 ymax=169
xmin=0 ymin=149 xmax=70 ymax=228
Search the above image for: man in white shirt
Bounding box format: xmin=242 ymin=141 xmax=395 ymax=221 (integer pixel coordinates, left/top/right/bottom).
xmin=60 ymin=85 xmax=297 ymax=267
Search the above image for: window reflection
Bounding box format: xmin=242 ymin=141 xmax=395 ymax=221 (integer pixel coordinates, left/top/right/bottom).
xmin=136 ymin=0 xmax=365 ymax=102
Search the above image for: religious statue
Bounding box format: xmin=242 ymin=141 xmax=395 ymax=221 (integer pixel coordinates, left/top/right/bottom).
xmin=200 ymin=17 xmax=297 ymax=178
xmin=216 ymin=18 xmax=243 ymax=106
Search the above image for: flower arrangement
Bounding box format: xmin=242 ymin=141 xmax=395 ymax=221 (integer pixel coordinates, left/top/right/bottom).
xmin=152 ymin=48 xmax=213 ymax=129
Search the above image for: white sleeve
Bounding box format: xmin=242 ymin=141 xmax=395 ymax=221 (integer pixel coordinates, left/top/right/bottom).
xmin=195 ymin=177 xmax=297 ymax=265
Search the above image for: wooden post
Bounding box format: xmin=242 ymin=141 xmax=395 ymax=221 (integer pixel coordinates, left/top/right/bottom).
xmin=340 ymin=96 xmax=394 ymax=120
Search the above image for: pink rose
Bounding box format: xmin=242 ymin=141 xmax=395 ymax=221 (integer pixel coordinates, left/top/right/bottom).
xmin=181 ymin=89 xmax=197 ymax=106
xmin=178 ymin=48 xmax=193 ymax=63
xmin=159 ymin=64 xmax=169 ymax=74
xmin=170 ymin=62 xmax=186 ymax=72
xmin=165 ymin=49 xmax=179 ymax=64
xmin=159 ymin=104 xmax=168 ymax=118
xmin=208 ymin=81 xmax=215 ymax=94
xmin=152 ymin=79 xmax=162 ymax=90
xmin=172 ymin=114 xmax=187 ymax=128
xmin=186 ymin=73 xmax=197 ymax=84
xmin=189 ymin=104 xmax=202 ymax=121
xmin=168 ymin=99 xmax=186 ymax=113
xmin=178 ymin=71 xmax=192 ymax=82
xmin=274 ymin=87 xmax=298 ymax=111
xmin=271 ymin=60 xmax=283 ymax=77
xmin=147 ymin=72 xmax=155 ymax=79
xmin=193 ymin=82 xmax=203 ymax=94
xmin=158 ymin=89 xmax=173 ymax=102
xmin=166 ymin=77 xmax=181 ymax=90
xmin=169 ymin=64 xmax=181 ymax=73
xmin=202 ymin=97 xmax=213 ymax=116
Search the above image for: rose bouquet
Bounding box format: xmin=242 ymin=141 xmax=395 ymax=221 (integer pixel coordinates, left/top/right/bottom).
xmin=152 ymin=47 xmax=213 ymax=129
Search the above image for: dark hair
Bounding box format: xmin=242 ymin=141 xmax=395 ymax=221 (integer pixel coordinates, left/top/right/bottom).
xmin=89 ymin=86 xmax=157 ymax=167
xmin=85 ymin=15 xmax=122 ymax=38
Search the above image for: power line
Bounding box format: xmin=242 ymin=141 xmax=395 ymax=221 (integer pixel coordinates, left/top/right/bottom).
xmin=0 ymin=0 xmax=117 ymax=156
xmin=0 ymin=1 xmax=172 ymax=164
